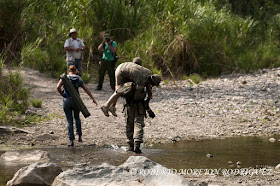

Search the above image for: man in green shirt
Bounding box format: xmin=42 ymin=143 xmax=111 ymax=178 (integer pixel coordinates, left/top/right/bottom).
xmin=96 ymin=33 xmax=118 ymax=91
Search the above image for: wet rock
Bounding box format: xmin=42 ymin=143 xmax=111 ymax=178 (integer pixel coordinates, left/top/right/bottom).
xmin=53 ymin=156 xmax=192 ymax=186
xmin=171 ymin=136 xmax=181 ymax=143
xmin=236 ymin=161 xmax=242 ymax=165
xmin=0 ymin=150 xmax=50 ymax=164
xmin=206 ymin=154 xmax=213 ymax=158
xmin=198 ymin=181 xmax=208 ymax=186
xmin=7 ymin=162 xmax=62 ymax=186
xmin=269 ymin=138 xmax=276 ymax=142
xmin=110 ymin=144 xmax=119 ymax=149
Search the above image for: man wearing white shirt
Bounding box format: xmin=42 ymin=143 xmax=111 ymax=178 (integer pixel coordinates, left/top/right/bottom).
xmin=64 ymin=28 xmax=85 ymax=75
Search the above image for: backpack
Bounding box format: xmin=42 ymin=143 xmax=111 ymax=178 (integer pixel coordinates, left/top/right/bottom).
xmin=103 ymin=41 xmax=118 ymax=63
xmin=68 ymin=76 xmax=82 ymax=94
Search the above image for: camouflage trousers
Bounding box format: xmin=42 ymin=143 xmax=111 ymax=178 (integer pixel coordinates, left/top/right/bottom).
xmin=124 ymin=100 xmax=145 ymax=145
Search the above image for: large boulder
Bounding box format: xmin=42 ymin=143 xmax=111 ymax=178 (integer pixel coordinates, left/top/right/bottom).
xmin=52 ymin=156 xmax=193 ymax=186
xmin=0 ymin=150 xmax=50 ymax=164
xmin=7 ymin=162 xmax=62 ymax=186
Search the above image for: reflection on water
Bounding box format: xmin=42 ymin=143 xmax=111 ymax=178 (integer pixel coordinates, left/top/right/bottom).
xmin=1 ymin=136 xmax=279 ymax=185
xmin=146 ymin=136 xmax=280 ymax=170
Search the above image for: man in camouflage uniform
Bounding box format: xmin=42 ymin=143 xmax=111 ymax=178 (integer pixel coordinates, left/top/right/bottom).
xmin=101 ymin=59 xmax=161 ymax=153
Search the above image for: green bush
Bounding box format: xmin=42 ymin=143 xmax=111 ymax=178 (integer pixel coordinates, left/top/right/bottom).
xmin=0 ymin=68 xmax=31 ymax=125
xmin=82 ymin=73 xmax=91 ymax=84
xmin=31 ymin=99 xmax=42 ymax=108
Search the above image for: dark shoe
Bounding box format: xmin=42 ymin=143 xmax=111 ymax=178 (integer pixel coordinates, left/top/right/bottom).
xmin=95 ymin=86 xmax=102 ymax=90
xmin=78 ymin=136 xmax=82 ymax=142
xmin=109 ymin=106 xmax=117 ymax=117
xmin=68 ymin=140 xmax=74 ymax=147
xmin=133 ymin=141 xmax=142 ymax=154
xmin=127 ymin=144 xmax=134 ymax=152
xmin=101 ymin=106 xmax=109 ymax=117
xmin=134 ymin=147 xmax=142 ymax=154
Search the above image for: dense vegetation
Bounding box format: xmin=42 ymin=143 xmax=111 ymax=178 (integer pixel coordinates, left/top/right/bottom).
xmin=0 ymin=0 xmax=279 ymax=125
xmin=1 ymin=0 xmax=279 ymax=78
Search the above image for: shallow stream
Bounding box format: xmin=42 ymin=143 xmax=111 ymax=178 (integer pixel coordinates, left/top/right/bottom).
xmin=1 ymin=135 xmax=279 ymax=185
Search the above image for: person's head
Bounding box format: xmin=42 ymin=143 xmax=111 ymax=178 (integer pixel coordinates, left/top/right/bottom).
xmin=104 ymin=33 xmax=110 ymax=42
xmin=132 ymin=57 xmax=142 ymax=66
xmin=68 ymin=65 xmax=78 ymax=74
xmin=69 ymin=28 xmax=77 ymax=39
xmin=149 ymin=74 xmax=161 ymax=87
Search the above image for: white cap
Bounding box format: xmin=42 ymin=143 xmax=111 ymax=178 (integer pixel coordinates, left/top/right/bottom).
xmin=69 ymin=28 xmax=77 ymax=37
xmin=69 ymin=28 xmax=77 ymax=34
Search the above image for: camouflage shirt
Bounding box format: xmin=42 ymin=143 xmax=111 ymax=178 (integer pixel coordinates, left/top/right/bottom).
xmin=115 ymin=62 xmax=152 ymax=86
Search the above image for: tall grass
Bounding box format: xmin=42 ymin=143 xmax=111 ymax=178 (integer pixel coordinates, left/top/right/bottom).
xmin=121 ymin=0 xmax=280 ymax=77
xmin=0 ymin=0 xmax=279 ymax=78
xmin=0 ymin=69 xmax=30 ymax=125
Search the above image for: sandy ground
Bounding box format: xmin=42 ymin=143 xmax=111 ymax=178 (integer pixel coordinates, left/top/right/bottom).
xmin=2 ymin=67 xmax=280 ymax=185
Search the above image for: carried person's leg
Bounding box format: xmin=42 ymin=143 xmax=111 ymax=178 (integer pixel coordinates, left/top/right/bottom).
xmin=101 ymin=92 xmax=120 ymax=117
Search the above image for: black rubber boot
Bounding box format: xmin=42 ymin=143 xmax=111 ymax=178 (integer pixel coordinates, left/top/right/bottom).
xmin=68 ymin=140 xmax=74 ymax=147
xmin=127 ymin=143 xmax=134 ymax=152
xmin=78 ymin=135 xmax=82 ymax=142
xmin=133 ymin=142 xmax=142 ymax=154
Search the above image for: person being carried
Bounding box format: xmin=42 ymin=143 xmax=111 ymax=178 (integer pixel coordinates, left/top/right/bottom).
xmin=100 ymin=58 xmax=161 ymax=117
xmin=64 ymin=28 xmax=85 ymax=76
xmin=101 ymin=58 xmax=161 ymax=153
xmin=96 ymin=33 xmax=118 ymax=91
xmin=57 ymin=65 xmax=98 ymax=147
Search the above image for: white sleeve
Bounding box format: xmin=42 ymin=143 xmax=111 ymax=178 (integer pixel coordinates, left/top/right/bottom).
xmin=64 ymin=39 xmax=69 ymax=47
xmin=80 ymin=39 xmax=85 ymax=47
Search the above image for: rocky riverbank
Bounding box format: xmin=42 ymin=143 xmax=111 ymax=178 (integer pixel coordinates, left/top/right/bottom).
xmin=2 ymin=67 xmax=280 ymax=147
xmin=1 ymin=67 xmax=280 ymax=185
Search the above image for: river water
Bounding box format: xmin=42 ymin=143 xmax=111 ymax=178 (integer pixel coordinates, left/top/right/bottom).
xmin=0 ymin=136 xmax=279 ymax=185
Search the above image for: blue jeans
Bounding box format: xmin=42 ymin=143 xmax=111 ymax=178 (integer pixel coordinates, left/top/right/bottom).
xmin=63 ymin=98 xmax=82 ymax=141
xmin=67 ymin=59 xmax=82 ymax=75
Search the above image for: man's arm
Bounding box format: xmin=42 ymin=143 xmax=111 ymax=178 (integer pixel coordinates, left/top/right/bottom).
xmin=98 ymin=43 xmax=104 ymax=52
xmin=146 ymin=83 xmax=153 ymax=99
xmin=64 ymin=47 xmax=77 ymax=52
xmin=98 ymin=38 xmax=106 ymax=52
xmin=107 ymin=41 xmax=117 ymax=53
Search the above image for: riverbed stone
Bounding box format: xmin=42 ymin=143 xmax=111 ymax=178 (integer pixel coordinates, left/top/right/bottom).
xmin=52 ymin=156 xmax=193 ymax=186
xmin=0 ymin=150 xmax=50 ymax=164
xmin=0 ymin=126 xmax=30 ymax=134
xmin=275 ymin=164 xmax=280 ymax=170
xmin=6 ymin=162 xmax=62 ymax=186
